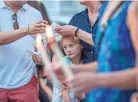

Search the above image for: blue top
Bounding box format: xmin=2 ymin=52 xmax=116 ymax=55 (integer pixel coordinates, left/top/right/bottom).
xmin=69 ymin=2 xmax=108 ymax=63
xmin=89 ymin=1 xmax=136 ymax=102
xmin=69 ymin=2 xmax=108 ymax=102
xmin=69 ymin=9 xmax=98 ymax=63
xmin=0 ymin=1 xmax=42 ymax=89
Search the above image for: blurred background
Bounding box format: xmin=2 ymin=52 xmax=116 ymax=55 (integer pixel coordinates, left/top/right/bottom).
xmin=42 ymin=0 xmax=85 ymax=24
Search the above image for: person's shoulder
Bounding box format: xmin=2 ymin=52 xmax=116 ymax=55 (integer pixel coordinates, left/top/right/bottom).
xmin=71 ymin=10 xmax=87 ymax=19
xmin=69 ymin=9 xmax=87 ymax=25
xmin=62 ymin=56 xmax=69 ymax=61
xmin=127 ymin=1 xmax=138 ymax=18
xmin=127 ymin=1 xmax=138 ymax=23
xmin=128 ymin=1 xmax=138 ymax=12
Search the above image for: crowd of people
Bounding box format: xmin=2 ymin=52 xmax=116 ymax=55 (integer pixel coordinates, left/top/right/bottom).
xmin=0 ymin=0 xmax=138 ymax=102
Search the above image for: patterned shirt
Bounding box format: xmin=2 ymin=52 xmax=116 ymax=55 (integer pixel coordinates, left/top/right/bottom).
xmin=88 ymin=1 xmax=136 ymax=102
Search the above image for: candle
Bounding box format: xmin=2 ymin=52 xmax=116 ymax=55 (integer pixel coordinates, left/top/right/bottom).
xmin=45 ymin=25 xmax=74 ymax=80
xmin=36 ymin=34 xmax=57 ymax=84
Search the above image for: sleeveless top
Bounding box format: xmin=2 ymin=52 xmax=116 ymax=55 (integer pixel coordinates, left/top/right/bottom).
xmin=89 ymin=1 xmax=136 ymax=102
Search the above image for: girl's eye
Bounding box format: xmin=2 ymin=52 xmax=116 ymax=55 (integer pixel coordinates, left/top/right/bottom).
xmin=69 ymin=44 xmax=74 ymax=47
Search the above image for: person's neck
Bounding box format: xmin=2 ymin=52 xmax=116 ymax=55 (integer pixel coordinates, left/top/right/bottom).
xmin=87 ymin=2 xmax=101 ymax=14
xmin=4 ymin=1 xmax=23 ymax=13
xmin=87 ymin=3 xmax=100 ymax=27
xmin=70 ymin=53 xmax=81 ymax=64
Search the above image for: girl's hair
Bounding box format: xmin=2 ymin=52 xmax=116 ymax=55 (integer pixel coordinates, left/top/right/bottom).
xmin=60 ymin=36 xmax=81 ymax=48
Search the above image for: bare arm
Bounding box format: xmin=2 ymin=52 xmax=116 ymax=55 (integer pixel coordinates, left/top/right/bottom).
xmin=94 ymin=1 xmax=138 ymax=90
xmin=0 ymin=20 xmax=47 ymax=45
xmin=62 ymin=89 xmax=71 ymax=102
xmin=66 ymin=2 xmax=138 ymax=94
xmin=0 ymin=28 xmax=27 ymax=45
xmin=67 ymin=68 xmax=138 ymax=94
xmin=55 ymin=25 xmax=94 ymax=46
xmin=76 ymin=29 xmax=94 ymax=46
xmin=97 ymin=68 xmax=137 ymax=90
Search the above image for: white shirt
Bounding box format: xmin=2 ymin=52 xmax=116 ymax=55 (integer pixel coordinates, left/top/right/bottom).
xmin=0 ymin=1 xmax=43 ymax=89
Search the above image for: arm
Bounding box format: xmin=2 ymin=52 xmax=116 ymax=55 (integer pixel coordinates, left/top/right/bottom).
xmin=62 ymin=88 xmax=71 ymax=102
xmin=55 ymin=25 xmax=94 ymax=46
xmin=67 ymin=68 xmax=137 ymax=94
xmin=66 ymin=2 xmax=138 ymax=93
xmin=0 ymin=28 xmax=27 ymax=45
xmin=97 ymin=68 xmax=137 ymax=90
xmin=0 ymin=20 xmax=47 ymax=45
xmin=76 ymin=29 xmax=94 ymax=46
xmin=90 ymin=1 xmax=138 ymax=90
xmin=68 ymin=15 xmax=94 ymax=46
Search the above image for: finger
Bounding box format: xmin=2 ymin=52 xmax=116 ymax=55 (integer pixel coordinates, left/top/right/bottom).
xmin=66 ymin=78 xmax=82 ymax=92
xmin=33 ymin=55 xmax=39 ymax=63
xmin=131 ymin=93 xmax=138 ymax=102
xmin=38 ymin=20 xmax=48 ymax=24
xmin=35 ymin=55 xmax=41 ymax=61
xmin=34 ymin=27 xmax=45 ymax=33
xmin=32 ymin=55 xmax=36 ymax=63
xmin=131 ymin=98 xmax=138 ymax=102
xmin=54 ymin=26 xmax=62 ymax=32
xmin=39 ymin=27 xmax=46 ymax=32
xmin=32 ymin=55 xmax=38 ymax=63
xmin=36 ymin=55 xmax=43 ymax=65
xmin=35 ymin=23 xmax=46 ymax=28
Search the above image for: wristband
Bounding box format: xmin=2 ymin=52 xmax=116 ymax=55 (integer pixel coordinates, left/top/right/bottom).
xmin=75 ymin=27 xmax=79 ymax=37
xmin=27 ymin=24 xmax=30 ymax=35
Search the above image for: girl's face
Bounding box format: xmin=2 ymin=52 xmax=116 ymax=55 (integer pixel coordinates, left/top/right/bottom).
xmin=62 ymin=38 xmax=82 ymax=59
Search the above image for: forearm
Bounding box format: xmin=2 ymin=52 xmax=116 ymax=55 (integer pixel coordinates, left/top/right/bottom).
xmin=97 ymin=68 xmax=138 ymax=90
xmin=77 ymin=29 xmax=94 ymax=46
xmin=0 ymin=27 xmax=27 ymax=45
xmin=62 ymin=92 xmax=71 ymax=102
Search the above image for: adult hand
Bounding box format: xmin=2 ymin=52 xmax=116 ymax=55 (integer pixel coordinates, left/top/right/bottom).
xmin=54 ymin=25 xmax=77 ymax=36
xmin=66 ymin=72 xmax=99 ymax=93
xmin=32 ymin=54 xmax=43 ymax=65
xmin=131 ymin=93 xmax=138 ymax=102
xmin=43 ymin=64 xmax=85 ymax=83
xmin=29 ymin=20 xmax=48 ymax=35
xmin=51 ymin=64 xmax=84 ymax=83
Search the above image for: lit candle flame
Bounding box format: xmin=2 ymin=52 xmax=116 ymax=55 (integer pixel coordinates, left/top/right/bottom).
xmin=46 ymin=25 xmax=54 ymax=40
xmin=36 ymin=34 xmax=42 ymax=47
xmin=36 ymin=34 xmax=57 ymax=85
xmin=45 ymin=25 xmax=74 ymax=80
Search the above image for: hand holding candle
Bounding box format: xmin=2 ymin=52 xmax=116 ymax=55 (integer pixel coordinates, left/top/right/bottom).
xmin=36 ymin=34 xmax=57 ymax=84
xmin=45 ymin=25 xmax=74 ymax=81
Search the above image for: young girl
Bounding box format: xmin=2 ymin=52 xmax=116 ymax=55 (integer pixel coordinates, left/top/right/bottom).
xmin=52 ymin=36 xmax=85 ymax=102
